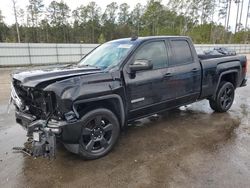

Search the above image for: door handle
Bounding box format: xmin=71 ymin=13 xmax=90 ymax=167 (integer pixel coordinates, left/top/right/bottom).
xmin=191 ymin=68 xmax=198 ymax=72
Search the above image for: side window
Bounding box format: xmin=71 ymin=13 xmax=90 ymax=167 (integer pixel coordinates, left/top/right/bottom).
xmin=170 ymin=40 xmax=193 ymax=66
xmin=134 ymin=41 xmax=168 ymax=69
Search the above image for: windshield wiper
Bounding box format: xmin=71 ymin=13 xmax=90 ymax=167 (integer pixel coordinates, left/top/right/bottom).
xmin=78 ymin=64 xmax=101 ymax=69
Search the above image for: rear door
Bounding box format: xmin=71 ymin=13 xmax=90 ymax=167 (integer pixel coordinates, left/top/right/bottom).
xmin=162 ymin=39 xmax=201 ymax=105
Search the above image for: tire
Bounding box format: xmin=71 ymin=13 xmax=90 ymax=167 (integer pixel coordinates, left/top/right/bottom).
xmin=209 ymin=81 xmax=235 ymax=113
xmin=78 ymin=108 xmax=120 ymax=160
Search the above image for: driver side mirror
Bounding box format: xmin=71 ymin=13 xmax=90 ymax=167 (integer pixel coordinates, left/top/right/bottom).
xmin=129 ymin=59 xmax=153 ymax=72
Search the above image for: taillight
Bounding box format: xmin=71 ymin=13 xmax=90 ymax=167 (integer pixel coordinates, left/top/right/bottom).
xmin=243 ymin=60 xmax=248 ymax=74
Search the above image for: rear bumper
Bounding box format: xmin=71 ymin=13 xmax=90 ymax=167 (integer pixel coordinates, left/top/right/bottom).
xmin=240 ymin=78 xmax=247 ymax=87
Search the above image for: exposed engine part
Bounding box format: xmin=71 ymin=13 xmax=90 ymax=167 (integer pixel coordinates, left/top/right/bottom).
xmin=27 ymin=120 xmax=46 ymax=137
xmin=13 ymin=119 xmax=57 ymax=159
xmin=32 ymin=130 xmax=56 ymax=158
xmin=11 ymin=79 xmax=55 ymax=120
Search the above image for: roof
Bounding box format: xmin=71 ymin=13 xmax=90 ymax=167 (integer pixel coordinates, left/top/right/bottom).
xmin=108 ymin=36 xmax=190 ymax=44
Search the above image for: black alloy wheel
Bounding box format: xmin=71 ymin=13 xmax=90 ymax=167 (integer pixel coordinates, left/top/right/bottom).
xmin=209 ymin=81 xmax=235 ymax=113
xmin=78 ymin=108 xmax=120 ymax=159
xmin=219 ymin=86 xmax=234 ymax=109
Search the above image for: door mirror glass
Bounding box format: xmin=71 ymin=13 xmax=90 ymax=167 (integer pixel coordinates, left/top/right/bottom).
xmin=129 ymin=59 xmax=153 ymax=72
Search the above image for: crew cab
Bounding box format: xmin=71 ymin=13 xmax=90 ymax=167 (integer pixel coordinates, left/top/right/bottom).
xmin=11 ymin=36 xmax=247 ymax=159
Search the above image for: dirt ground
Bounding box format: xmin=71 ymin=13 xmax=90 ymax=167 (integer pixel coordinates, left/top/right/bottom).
xmin=0 ymin=59 xmax=249 ymax=188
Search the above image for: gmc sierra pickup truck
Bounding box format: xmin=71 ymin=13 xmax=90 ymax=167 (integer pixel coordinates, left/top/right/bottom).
xmin=11 ymin=36 xmax=247 ymax=159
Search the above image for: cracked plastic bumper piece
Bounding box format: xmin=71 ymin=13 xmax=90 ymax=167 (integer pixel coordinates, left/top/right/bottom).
xmin=32 ymin=129 xmax=56 ymax=158
xmin=29 ymin=120 xmax=57 ymax=158
xmin=15 ymin=120 xmax=57 ymax=158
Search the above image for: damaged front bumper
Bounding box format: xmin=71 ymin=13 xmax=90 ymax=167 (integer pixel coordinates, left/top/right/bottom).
xmin=31 ymin=122 xmax=56 ymax=158
xmin=15 ymin=111 xmax=66 ymax=158
xmin=15 ymin=110 xmax=63 ymax=135
xmin=11 ymin=82 xmax=76 ymax=158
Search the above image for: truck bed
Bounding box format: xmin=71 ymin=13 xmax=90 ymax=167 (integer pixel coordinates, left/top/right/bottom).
xmin=199 ymin=55 xmax=247 ymax=99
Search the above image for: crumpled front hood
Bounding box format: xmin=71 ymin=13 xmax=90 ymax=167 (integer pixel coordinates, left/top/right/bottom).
xmin=12 ymin=65 xmax=102 ymax=88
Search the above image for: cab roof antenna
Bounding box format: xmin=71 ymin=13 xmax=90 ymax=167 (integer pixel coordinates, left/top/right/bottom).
xmin=131 ymin=35 xmax=138 ymax=41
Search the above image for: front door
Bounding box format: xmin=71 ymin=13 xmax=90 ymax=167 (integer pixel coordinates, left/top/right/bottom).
xmin=123 ymin=40 xmax=169 ymax=119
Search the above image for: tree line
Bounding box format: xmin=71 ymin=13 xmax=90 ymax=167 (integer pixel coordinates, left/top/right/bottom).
xmin=0 ymin=0 xmax=250 ymax=44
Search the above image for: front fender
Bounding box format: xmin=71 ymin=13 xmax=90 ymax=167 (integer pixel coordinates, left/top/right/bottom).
xmin=72 ymin=94 xmax=126 ymax=127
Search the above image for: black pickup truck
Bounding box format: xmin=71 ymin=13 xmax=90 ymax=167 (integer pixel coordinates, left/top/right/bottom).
xmin=11 ymin=36 xmax=247 ymax=159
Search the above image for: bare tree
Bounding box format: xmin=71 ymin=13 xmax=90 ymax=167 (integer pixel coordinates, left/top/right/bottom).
xmin=226 ymin=0 xmax=232 ymax=31
xmin=27 ymin=0 xmax=44 ymax=42
xmin=239 ymin=0 xmax=244 ymax=30
xmin=245 ymin=0 xmax=250 ymax=30
xmin=244 ymin=0 xmax=250 ymax=43
xmin=210 ymin=0 xmax=217 ymax=43
xmin=12 ymin=0 xmax=20 ymax=43
xmin=235 ymin=0 xmax=241 ymax=33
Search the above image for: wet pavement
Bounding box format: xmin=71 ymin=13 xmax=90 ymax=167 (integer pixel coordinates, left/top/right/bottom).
xmin=0 ymin=62 xmax=250 ymax=188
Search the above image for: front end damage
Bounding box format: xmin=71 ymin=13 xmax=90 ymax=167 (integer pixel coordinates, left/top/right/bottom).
xmin=11 ymin=80 xmax=62 ymax=158
xmin=10 ymin=68 xmax=121 ymax=159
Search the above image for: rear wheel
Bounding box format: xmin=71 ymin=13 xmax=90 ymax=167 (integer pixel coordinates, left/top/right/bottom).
xmin=78 ymin=108 xmax=120 ymax=160
xmin=209 ymin=81 xmax=235 ymax=113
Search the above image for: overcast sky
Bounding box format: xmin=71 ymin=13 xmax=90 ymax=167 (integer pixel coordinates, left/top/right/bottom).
xmin=1 ymin=0 xmax=250 ymax=31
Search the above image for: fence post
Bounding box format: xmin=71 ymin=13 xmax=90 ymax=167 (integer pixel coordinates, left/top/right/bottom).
xmin=27 ymin=43 xmax=32 ymax=65
xmin=80 ymin=44 xmax=83 ymax=58
xmin=56 ymin=43 xmax=59 ymax=63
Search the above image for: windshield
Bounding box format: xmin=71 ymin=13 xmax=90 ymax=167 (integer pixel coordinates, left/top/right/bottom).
xmin=78 ymin=42 xmax=135 ymax=70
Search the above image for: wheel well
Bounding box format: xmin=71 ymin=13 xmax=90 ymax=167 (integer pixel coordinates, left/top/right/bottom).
xmin=220 ymin=72 xmax=237 ymax=88
xmin=76 ymin=98 xmax=124 ymax=127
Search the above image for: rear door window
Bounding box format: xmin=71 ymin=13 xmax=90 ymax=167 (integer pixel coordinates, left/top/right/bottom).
xmin=170 ymin=40 xmax=193 ymax=66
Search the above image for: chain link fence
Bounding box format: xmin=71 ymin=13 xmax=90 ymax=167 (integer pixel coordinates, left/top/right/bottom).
xmin=0 ymin=43 xmax=249 ymax=67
